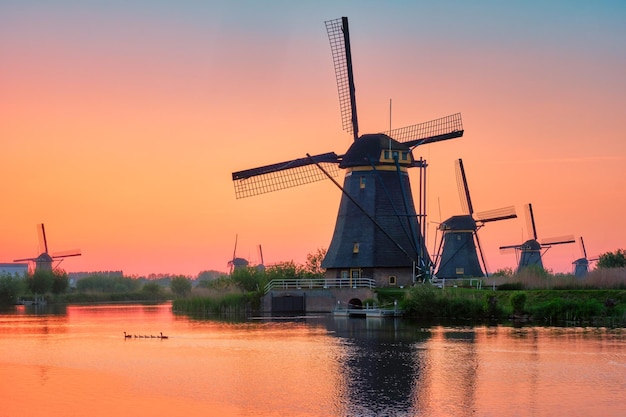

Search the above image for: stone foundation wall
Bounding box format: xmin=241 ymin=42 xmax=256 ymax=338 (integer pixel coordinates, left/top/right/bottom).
xmin=262 ymin=288 xmax=376 ymax=314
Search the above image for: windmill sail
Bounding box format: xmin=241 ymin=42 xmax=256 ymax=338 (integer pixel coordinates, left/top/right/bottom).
xmin=325 ymin=17 xmax=359 ymax=141
xmin=384 ymin=113 xmax=464 ymax=147
xmin=232 ymin=152 xmax=340 ymax=199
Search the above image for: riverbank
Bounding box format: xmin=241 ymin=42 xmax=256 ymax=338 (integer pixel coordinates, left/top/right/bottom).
xmin=397 ymin=286 xmax=626 ymax=326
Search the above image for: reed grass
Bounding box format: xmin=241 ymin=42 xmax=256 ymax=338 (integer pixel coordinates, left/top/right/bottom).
xmin=487 ymin=267 xmax=626 ymax=290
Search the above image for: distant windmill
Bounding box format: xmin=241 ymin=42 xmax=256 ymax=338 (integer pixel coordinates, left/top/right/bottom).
xmin=13 ymin=223 xmax=81 ymax=272
xmin=256 ymin=244 xmax=266 ymax=272
xmin=227 ymin=234 xmax=248 ymax=274
xmin=231 ymin=17 xmax=464 ymax=285
xmin=572 ymin=236 xmax=598 ymax=277
xmin=499 ymin=204 xmax=575 ymax=272
xmin=435 ymin=159 xmax=517 ymax=278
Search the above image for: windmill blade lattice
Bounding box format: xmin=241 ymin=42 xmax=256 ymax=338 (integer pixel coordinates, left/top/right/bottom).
xmin=325 ymin=17 xmax=359 ymax=141
xmin=232 ymin=152 xmax=340 ymax=199
xmin=51 ymin=249 xmax=82 ymax=258
xmin=540 ymin=235 xmax=576 ymax=246
xmin=475 ymin=206 xmax=517 ymax=223
xmin=525 ymin=204 xmax=538 ymax=240
xmin=384 ymin=113 xmax=464 ymax=148
xmin=38 ymin=224 xmax=48 ymax=254
xmin=455 ymin=158 xmax=472 ymax=215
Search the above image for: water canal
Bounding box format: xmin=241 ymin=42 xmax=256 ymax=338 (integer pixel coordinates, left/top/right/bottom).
xmin=0 ymin=303 xmax=624 ymax=417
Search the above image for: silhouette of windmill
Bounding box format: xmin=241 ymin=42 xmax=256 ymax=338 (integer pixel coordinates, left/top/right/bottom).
xmin=231 ymin=17 xmax=464 ymax=285
xmin=572 ymin=236 xmax=598 ymax=277
xmin=227 ymin=234 xmax=249 ymax=274
xmin=435 ymin=159 xmax=517 ymax=278
xmin=14 ymin=223 xmax=81 ymax=273
xmin=499 ymin=204 xmax=575 ymax=272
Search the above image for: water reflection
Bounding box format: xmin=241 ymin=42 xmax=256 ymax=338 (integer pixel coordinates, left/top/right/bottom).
xmin=328 ymin=317 xmax=431 ymax=416
xmin=0 ymin=304 xmax=624 ymax=417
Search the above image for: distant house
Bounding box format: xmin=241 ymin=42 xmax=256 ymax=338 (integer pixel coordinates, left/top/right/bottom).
xmin=0 ymin=263 xmax=29 ymax=277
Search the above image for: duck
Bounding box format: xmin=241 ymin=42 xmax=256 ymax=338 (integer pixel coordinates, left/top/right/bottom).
xmin=159 ymin=332 xmax=168 ymax=339
xmin=124 ymin=332 xmax=132 ymax=338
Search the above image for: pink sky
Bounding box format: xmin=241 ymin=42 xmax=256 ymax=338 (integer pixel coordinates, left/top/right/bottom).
xmin=1 ymin=2 xmax=625 ymax=276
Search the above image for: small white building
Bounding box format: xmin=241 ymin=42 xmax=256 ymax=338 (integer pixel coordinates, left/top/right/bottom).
xmin=0 ymin=263 xmax=29 ymax=277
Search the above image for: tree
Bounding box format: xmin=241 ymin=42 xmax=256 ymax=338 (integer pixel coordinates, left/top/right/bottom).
xmin=492 ymin=267 xmax=514 ymax=277
xmin=0 ymin=274 xmax=25 ymax=306
xmin=29 ymin=270 xmax=54 ymax=295
xmin=231 ymin=267 xmax=266 ymax=293
xmin=302 ymin=248 xmax=327 ymax=277
xmin=597 ymin=249 xmax=626 ymax=269
xmin=142 ymin=282 xmax=164 ymax=300
xmin=51 ymin=270 xmax=69 ymax=295
xmin=170 ymin=276 xmax=192 ymax=298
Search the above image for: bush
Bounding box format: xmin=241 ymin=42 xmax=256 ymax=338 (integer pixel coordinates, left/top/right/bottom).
xmin=510 ymin=292 xmax=527 ymax=315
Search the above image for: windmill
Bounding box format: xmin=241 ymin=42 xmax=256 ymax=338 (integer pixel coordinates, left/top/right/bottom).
xmin=572 ymin=236 xmax=598 ymax=277
xmin=499 ymin=204 xmax=575 ymax=272
xmin=227 ymin=234 xmax=249 ymax=274
xmin=231 ymin=17 xmax=464 ymax=285
xmin=435 ymin=159 xmax=517 ymax=278
xmin=13 ymin=223 xmax=81 ymax=273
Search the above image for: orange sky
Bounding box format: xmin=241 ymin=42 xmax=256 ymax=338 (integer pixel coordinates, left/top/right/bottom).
xmin=1 ymin=2 xmax=625 ymax=276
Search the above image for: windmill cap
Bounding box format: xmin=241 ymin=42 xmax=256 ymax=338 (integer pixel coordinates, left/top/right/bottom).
xmin=340 ymin=134 xmax=415 ymax=168
xmin=439 ymin=215 xmax=476 ymax=231
xmin=36 ymin=253 xmax=54 ymax=262
xmin=521 ymin=239 xmax=542 ymax=250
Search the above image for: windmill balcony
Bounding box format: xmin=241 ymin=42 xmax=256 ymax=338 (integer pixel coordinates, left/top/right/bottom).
xmin=263 ymin=277 xmax=375 ymax=294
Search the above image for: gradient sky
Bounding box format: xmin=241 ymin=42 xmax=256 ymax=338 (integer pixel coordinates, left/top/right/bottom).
xmin=1 ymin=1 xmax=625 ymax=276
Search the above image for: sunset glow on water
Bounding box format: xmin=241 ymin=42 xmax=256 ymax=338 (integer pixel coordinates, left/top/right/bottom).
xmin=1 ymin=303 xmax=624 ymax=417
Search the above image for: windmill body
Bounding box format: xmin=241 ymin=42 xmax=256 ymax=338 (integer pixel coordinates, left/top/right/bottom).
xmin=321 ymin=134 xmax=430 ymax=282
xmin=573 ymin=257 xmax=589 ymax=277
xmin=436 ymin=215 xmax=484 ymax=278
xmin=518 ymin=239 xmax=543 ymax=270
xmin=231 ymin=17 xmax=463 ymax=287
xmin=435 ymin=159 xmax=516 ymax=279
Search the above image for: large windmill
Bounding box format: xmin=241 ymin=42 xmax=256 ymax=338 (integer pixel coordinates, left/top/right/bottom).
xmin=572 ymin=236 xmax=597 ymax=277
xmin=13 ymin=223 xmax=81 ymax=273
xmin=232 ymin=17 xmax=464 ymax=286
xmin=499 ymin=204 xmax=575 ymax=272
xmin=435 ymin=159 xmax=517 ymax=279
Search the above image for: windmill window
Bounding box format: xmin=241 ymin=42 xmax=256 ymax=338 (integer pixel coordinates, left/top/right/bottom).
xmin=353 ymin=242 xmax=360 ymax=253
xmin=341 ymin=270 xmax=349 ymax=279
xmin=455 ymin=268 xmax=464 ymax=275
xmin=388 ymin=275 xmax=397 ymax=286
xmin=359 ymin=177 xmax=366 ymax=189
xmin=401 ymin=152 xmax=408 ymax=161
xmin=350 ymin=269 xmax=361 ymax=279
xmin=384 ymin=150 xmax=390 ymax=159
